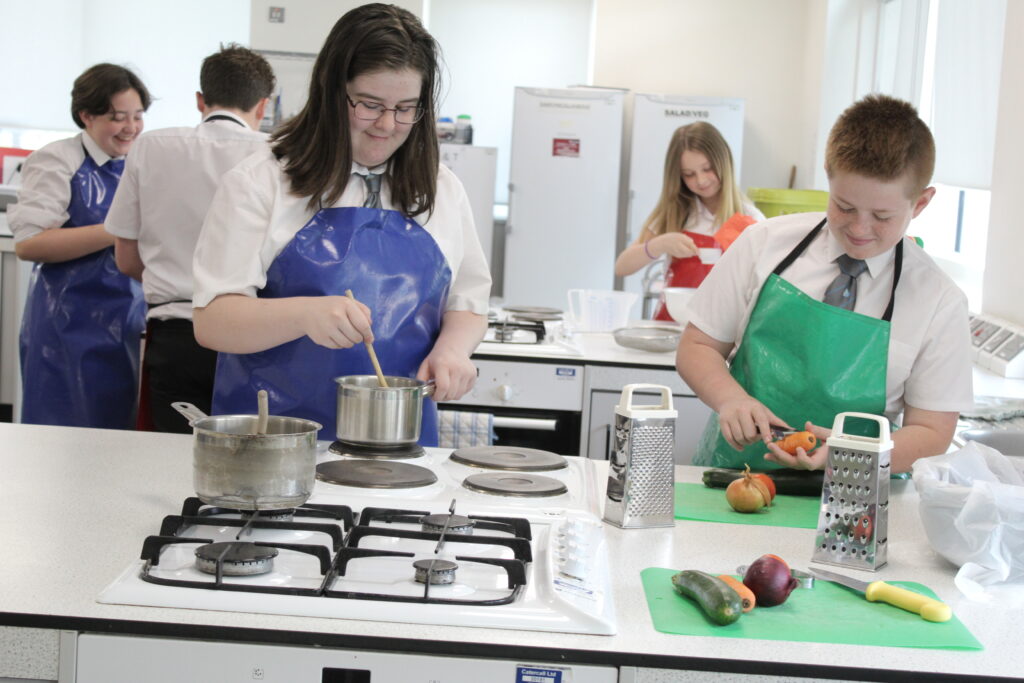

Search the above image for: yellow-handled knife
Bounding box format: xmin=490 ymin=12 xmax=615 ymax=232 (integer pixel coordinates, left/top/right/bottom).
xmin=808 ymin=567 xmax=952 ymax=622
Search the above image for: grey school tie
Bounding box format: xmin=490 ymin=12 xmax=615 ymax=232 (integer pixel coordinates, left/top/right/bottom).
xmin=823 ymin=254 xmax=868 ymax=311
xmin=361 ymin=173 xmax=382 ymax=209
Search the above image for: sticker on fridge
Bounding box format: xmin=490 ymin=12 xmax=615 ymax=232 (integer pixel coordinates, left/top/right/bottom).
xmin=552 ymin=138 xmax=580 ymax=157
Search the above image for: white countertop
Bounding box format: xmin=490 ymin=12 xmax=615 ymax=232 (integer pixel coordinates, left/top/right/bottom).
xmin=0 ymin=422 xmax=1020 ymax=680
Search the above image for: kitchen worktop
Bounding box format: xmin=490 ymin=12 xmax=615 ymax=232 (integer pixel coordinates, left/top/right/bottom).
xmin=1 ymin=423 xmax=1021 ymax=681
xmin=474 ymin=327 xmax=678 ymax=367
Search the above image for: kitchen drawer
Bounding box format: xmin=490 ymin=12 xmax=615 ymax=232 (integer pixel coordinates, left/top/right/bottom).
xmin=458 ymin=358 xmax=584 ymax=411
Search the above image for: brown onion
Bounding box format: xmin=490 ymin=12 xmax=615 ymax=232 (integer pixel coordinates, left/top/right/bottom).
xmin=725 ymin=464 xmax=771 ymax=513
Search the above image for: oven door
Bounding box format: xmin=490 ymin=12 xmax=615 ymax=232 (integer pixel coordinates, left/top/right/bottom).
xmin=439 ymin=403 xmax=581 ymax=454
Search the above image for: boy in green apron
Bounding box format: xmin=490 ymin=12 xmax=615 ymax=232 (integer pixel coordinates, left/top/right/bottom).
xmin=677 ymin=94 xmax=973 ymax=474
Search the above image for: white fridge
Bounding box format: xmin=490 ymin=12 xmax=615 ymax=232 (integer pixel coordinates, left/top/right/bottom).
xmin=623 ymin=94 xmax=745 ymax=311
xmin=439 ymin=143 xmax=498 ymax=270
xmin=504 ymin=87 xmax=625 ymax=310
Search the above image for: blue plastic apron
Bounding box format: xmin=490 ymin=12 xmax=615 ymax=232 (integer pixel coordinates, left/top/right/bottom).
xmin=694 ymin=219 xmax=901 ymax=470
xmin=19 ymin=146 xmax=145 ymax=428
xmin=212 ymin=206 xmax=451 ymax=443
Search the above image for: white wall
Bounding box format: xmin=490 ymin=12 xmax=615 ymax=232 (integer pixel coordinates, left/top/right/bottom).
xmin=591 ymin=0 xmax=824 ymax=192
xmin=982 ymin=0 xmax=1024 ymax=326
xmin=0 ymin=0 xmax=84 ymax=131
xmin=0 ymin=0 xmax=250 ymax=133
xmin=428 ymin=0 xmax=592 ymax=205
xmin=249 ymin=0 xmax=424 ymax=53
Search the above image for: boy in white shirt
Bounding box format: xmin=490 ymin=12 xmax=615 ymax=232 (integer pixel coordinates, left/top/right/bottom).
xmin=677 ymin=94 xmax=972 ymax=474
xmin=105 ymin=45 xmax=275 ymax=431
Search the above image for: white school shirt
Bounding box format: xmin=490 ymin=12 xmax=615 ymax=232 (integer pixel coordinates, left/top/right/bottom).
xmin=192 ymin=147 xmax=491 ymax=314
xmin=687 ymin=212 xmax=973 ymax=422
xmin=105 ymin=111 xmax=270 ymax=321
xmin=9 ymin=132 xmax=115 ymax=242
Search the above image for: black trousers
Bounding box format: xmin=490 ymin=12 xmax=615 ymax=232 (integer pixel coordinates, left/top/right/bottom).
xmin=144 ymin=318 xmax=217 ymax=434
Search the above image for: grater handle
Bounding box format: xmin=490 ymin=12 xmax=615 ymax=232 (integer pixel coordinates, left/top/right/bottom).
xmin=830 ymin=412 xmax=891 ymax=443
xmin=618 ymin=384 xmax=673 ymax=411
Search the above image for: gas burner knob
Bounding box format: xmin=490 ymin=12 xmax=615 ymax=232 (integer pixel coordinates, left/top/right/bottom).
xmin=559 ymin=553 xmax=587 ymax=580
xmin=495 ymin=384 xmax=515 ymax=401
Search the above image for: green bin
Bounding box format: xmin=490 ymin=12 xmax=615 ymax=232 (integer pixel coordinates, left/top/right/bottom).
xmin=748 ymin=188 xmax=829 ymax=218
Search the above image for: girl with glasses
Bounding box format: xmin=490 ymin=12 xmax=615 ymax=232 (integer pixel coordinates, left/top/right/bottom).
xmin=192 ymin=3 xmax=491 ymax=443
xmin=10 ymin=63 xmax=151 ymax=428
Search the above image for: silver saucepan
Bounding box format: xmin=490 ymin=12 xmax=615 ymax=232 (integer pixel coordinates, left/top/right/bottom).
xmin=334 ymin=375 xmax=435 ymax=446
xmin=172 ymin=402 xmax=322 ymax=510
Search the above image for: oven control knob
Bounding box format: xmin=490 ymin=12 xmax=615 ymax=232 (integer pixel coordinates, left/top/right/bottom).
xmin=560 ymin=553 xmax=587 ymax=580
xmin=496 ymin=384 xmax=515 ymax=401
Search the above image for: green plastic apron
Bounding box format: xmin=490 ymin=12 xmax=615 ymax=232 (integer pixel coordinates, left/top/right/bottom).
xmin=694 ymin=219 xmax=903 ymax=470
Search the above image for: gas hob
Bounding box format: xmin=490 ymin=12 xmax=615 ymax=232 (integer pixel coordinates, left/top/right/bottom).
xmin=98 ymin=445 xmax=617 ymax=636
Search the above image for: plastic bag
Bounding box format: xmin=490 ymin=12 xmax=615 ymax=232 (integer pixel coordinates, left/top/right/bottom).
xmin=912 ymin=441 xmax=1024 ymax=604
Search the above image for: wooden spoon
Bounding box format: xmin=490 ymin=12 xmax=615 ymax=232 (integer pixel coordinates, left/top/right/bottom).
xmin=345 ymin=289 xmax=389 ymax=388
xmin=256 ymin=389 xmax=269 ymax=435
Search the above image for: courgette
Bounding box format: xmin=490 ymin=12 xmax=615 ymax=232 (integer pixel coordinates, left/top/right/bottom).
xmin=701 ymin=468 xmax=824 ymax=497
xmin=670 ymin=570 xmax=743 ymax=625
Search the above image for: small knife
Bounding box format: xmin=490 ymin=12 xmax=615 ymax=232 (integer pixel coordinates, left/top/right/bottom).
xmin=808 ymin=568 xmax=952 ymax=622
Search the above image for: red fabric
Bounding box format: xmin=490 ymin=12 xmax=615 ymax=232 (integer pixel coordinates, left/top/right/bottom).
xmin=714 ymin=212 xmax=758 ymax=251
xmin=654 ymin=231 xmax=720 ymax=321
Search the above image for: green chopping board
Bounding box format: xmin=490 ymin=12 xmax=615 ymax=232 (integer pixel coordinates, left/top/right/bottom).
xmin=675 ymin=482 xmax=820 ymax=528
xmin=641 ymin=567 xmax=982 ymax=650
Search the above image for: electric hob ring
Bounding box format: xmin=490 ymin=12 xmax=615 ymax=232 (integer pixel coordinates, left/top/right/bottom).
xmin=450 ymin=446 xmax=567 ymax=472
xmin=316 ymin=459 xmax=438 ymax=489
xmin=462 ymin=472 xmax=568 ymax=498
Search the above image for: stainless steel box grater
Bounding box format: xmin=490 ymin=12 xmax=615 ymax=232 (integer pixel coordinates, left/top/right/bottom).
xmin=603 ymin=384 xmax=676 ymax=528
xmin=812 ymin=412 xmax=893 ymax=571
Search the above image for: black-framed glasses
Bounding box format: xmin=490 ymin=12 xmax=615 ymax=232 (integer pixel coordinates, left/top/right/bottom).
xmin=346 ymin=96 xmax=424 ymax=124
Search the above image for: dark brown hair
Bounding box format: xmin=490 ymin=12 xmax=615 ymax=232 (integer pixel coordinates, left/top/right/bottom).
xmin=70 ymin=63 xmax=152 ymax=129
xmin=271 ymin=3 xmax=441 ymax=216
xmin=201 ymin=44 xmax=276 ymax=111
xmin=825 ymin=94 xmax=935 ymax=197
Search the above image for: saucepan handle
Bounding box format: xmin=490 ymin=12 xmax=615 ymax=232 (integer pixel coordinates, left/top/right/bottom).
xmin=171 ymin=401 xmax=209 ymax=426
xmin=421 ymin=380 xmax=436 ymax=398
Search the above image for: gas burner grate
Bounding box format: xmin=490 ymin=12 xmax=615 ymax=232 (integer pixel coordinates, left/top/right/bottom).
xmin=180 ymin=497 xmax=355 ymax=529
xmin=358 ymin=506 xmax=533 ymax=541
xmin=138 ymin=536 xmax=333 ymax=595
xmin=158 ymin=515 xmax=347 ymax=550
xmin=326 ymin=546 xmax=527 ymax=606
xmin=132 ymin=497 xmax=535 ymax=604
xmin=486 ymin=319 xmax=547 ymax=344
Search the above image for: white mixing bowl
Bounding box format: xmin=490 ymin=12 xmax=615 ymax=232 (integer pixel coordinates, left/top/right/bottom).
xmin=662 ymin=287 xmax=697 ymax=324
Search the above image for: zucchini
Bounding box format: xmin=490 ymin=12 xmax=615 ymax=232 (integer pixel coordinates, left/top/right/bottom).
xmin=702 ymin=468 xmax=824 ymax=497
xmin=671 ymin=570 xmax=743 ymax=625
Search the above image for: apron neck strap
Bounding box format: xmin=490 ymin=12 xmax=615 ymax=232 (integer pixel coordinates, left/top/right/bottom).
xmin=772 ymin=218 xmax=903 ymax=322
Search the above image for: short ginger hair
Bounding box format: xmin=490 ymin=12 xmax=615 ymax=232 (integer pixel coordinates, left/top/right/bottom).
xmin=825 ymin=94 xmax=935 ymax=197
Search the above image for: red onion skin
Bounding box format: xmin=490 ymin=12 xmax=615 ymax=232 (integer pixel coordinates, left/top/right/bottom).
xmin=742 ymin=557 xmax=799 ymax=606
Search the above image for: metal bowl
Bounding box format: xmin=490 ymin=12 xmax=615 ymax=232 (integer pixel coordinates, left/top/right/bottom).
xmin=612 ymin=326 xmax=681 ymax=353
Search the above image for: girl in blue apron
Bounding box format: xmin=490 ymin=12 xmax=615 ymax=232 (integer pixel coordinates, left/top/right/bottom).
xmin=11 ymin=64 xmax=151 ymax=428
xmin=677 ymin=95 xmax=972 ymax=474
xmin=614 ymin=122 xmax=763 ymax=321
xmin=191 ymin=4 xmax=492 ymax=443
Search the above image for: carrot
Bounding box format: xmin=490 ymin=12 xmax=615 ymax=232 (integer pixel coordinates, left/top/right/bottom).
xmin=717 ymin=574 xmax=756 ymax=612
xmin=775 ymin=430 xmax=817 ymax=455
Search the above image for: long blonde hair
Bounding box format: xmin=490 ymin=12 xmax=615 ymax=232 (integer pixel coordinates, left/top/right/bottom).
xmin=642 ymin=122 xmax=746 ymax=236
